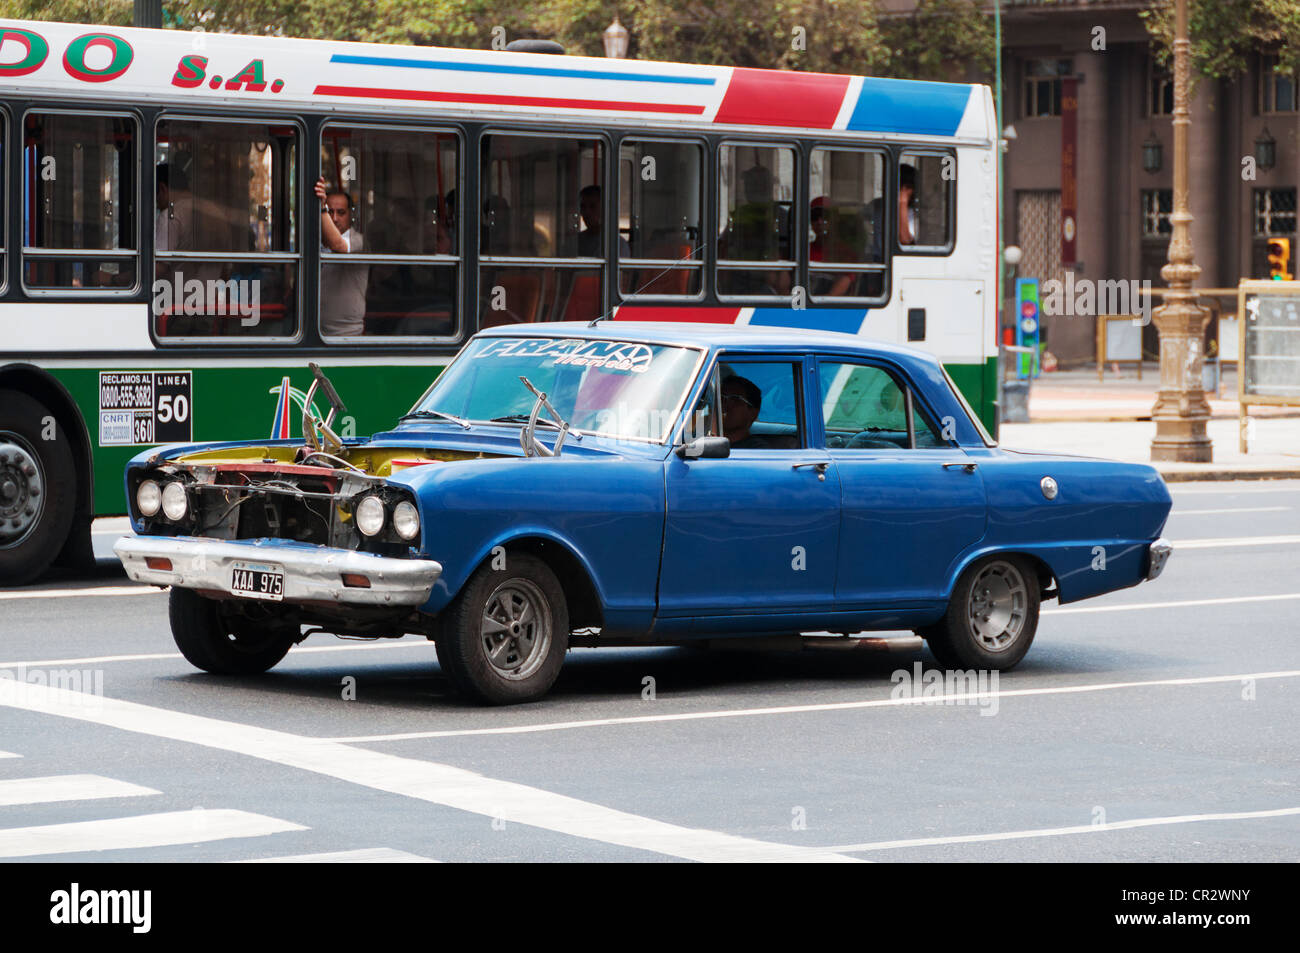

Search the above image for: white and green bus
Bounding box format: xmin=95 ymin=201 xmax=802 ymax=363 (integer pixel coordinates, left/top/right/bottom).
xmin=0 ymin=18 xmax=998 ymax=584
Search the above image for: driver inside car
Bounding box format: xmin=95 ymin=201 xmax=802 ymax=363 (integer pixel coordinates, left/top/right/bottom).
xmin=722 ymin=376 xmax=772 ymax=449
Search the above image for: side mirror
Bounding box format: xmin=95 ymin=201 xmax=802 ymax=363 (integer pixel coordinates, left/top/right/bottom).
xmin=677 ymin=436 xmax=731 ymax=459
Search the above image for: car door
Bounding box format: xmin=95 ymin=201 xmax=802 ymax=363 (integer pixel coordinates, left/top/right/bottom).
xmin=817 ymin=358 xmax=988 ymax=609
xmin=658 ymin=355 xmax=841 ymax=621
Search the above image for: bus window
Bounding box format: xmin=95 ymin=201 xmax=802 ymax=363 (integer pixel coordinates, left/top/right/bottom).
xmin=153 ymin=118 xmax=298 ymax=341
xmin=479 ymin=133 xmax=605 ymax=327
xmin=319 ymin=125 xmax=459 ymax=340
xmin=808 ymin=147 xmax=886 ymax=301
xmin=617 ymin=139 xmax=703 ymax=298
xmin=898 ymin=151 xmax=954 ymax=251
xmin=23 ymin=113 xmax=137 ymax=293
xmin=717 ymin=143 xmax=796 ymax=298
xmin=0 ymin=113 xmax=5 ymax=291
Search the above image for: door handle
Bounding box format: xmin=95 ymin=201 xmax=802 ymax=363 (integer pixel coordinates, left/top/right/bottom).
xmin=792 ymin=460 xmax=831 ymax=481
xmin=943 ymin=462 xmax=978 ymax=473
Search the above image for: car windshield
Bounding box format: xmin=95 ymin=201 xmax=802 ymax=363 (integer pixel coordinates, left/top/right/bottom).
xmin=410 ymin=337 xmax=703 ymax=443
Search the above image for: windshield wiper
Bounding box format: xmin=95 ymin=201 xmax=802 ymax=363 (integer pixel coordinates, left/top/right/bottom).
xmin=489 ymin=414 xmax=563 ymax=429
xmin=399 ymin=409 xmax=471 ymax=429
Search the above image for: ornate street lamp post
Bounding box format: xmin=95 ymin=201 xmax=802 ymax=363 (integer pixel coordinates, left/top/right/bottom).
xmin=603 ymin=17 xmax=629 ymax=59
xmin=1150 ymin=0 xmax=1211 ymax=462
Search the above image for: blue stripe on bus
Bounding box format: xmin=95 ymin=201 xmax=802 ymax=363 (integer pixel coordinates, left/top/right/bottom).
xmin=847 ymin=78 xmax=971 ymax=136
xmin=330 ymin=54 xmax=717 ymax=86
xmin=747 ymin=308 xmax=867 ymax=335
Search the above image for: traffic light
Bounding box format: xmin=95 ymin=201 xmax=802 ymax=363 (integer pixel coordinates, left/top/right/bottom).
xmin=1267 ymin=238 xmax=1292 ymax=280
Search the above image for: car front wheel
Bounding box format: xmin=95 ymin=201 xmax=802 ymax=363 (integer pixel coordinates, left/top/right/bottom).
xmin=169 ymin=588 xmax=298 ymax=675
xmin=435 ymin=553 xmax=568 ymax=704
xmin=918 ymin=555 xmax=1039 ymax=671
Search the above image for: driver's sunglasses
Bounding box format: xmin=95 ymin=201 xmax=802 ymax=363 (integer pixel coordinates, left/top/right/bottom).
xmin=722 ymin=393 xmax=756 ymax=409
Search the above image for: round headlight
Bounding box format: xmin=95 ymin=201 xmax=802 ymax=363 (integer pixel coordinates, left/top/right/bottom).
xmin=393 ymin=500 xmax=420 ymax=541
xmin=356 ymin=495 xmax=385 ymax=537
xmin=161 ymin=481 xmax=188 ymax=521
xmin=137 ymin=479 xmax=162 ymax=517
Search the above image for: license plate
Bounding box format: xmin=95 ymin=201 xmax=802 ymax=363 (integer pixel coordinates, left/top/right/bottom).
xmin=230 ymin=562 xmax=284 ymax=601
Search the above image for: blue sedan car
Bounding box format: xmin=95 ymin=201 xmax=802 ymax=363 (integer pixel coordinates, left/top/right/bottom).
xmin=116 ymin=323 xmax=1172 ymax=703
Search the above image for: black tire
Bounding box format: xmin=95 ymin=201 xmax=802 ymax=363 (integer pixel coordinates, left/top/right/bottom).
xmin=918 ymin=555 xmax=1040 ymax=671
xmin=0 ymin=390 xmax=76 ymax=586
xmin=435 ymin=552 xmax=568 ymax=704
xmin=169 ymin=587 xmax=297 ymax=675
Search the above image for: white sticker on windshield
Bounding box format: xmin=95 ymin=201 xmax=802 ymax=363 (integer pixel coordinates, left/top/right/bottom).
xmin=474 ymin=338 xmax=653 ymax=373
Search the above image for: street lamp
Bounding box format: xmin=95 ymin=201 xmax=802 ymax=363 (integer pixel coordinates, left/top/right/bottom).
xmin=603 ymin=17 xmax=629 ymax=59
xmin=1149 ymin=0 xmax=1211 ymax=462
xmin=1255 ymin=127 xmax=1276 ymax=171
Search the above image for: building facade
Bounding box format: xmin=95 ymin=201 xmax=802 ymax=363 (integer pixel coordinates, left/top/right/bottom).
xmin=887 ymin=0 xmax=1298 ymax=366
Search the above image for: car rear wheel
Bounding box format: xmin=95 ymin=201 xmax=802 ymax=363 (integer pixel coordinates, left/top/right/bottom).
xmin=435 ymin=553 xmax=568 ymax=704
xmin=0 ymin=390 xmax=76 ymax=586
xmin=918 ymin=555 xmax=1039 ymax=670
xmin=169 ymin=587 xmax=297 ymax=675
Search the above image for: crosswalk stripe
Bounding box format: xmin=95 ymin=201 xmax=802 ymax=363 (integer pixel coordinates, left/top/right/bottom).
xmin=235 ymin=848 xmax=437 ymax=863
xmin=0 ymin=775 xmax=159 ymax=807
xmin=0 ymin=809 xmax=306 ymax=858
xmin=0 ymin=751 xmax=20 ymax=759
xmin=0 ymin=680 xmax=861 ymax=863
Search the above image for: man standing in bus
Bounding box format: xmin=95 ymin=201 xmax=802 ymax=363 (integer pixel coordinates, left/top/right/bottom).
xmin=316 ymin=176 xmax=368 ymax=337
xmin=155 ymin=163 xmax=192 ymax=257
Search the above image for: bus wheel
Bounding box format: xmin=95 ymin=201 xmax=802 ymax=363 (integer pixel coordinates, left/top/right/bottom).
xmin=435 ymin=553 xmax=568 ymax=705
xmin=0 ymin=390 xmax=76 ymax=586
xmin=169 ymin=588 xmax=297 ymax=675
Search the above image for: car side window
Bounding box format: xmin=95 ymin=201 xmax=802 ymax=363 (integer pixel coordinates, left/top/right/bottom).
xmin=819 ymin=361 xmax=940 ymax=449
xmin=712 ymin=359 xmax=804 ymax=450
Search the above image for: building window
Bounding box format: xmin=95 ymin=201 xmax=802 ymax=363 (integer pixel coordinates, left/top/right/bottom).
xmin=1023 ymin=58 xmax=1071 ymax=118
xmin=1260 ymin=54 xmax=1297 ymax=114
xmin=1150 ymin=64 xmax=1174 ymax=116
xmin=1141 ymin=190 xmax=1172 ymax=238
xmin=1253 ymin=188 xmax=1297 ymax=237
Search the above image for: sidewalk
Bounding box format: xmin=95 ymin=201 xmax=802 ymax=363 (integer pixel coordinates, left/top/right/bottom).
xmin=1003 ymin=363 xmax=1300 ymax=482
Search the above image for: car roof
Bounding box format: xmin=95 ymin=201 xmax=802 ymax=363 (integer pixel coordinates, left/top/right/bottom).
xmin=475 ymin=321 xmax=942 ymax=367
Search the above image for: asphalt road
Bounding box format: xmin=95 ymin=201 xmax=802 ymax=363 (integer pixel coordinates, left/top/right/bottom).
xmin=1 ymin=480 xmax=1297 ymax=863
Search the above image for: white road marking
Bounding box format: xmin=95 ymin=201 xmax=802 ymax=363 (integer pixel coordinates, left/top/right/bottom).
xmin=1170 ymin=483 xmax=1300 ymax=494
xmin=0 ymin=639 xmax=433 ymax=671
xmin=235 ymin=848 xmax=437 ymax=863
xmin=822 ymin=805 xmax=1300 ymax=854
xmin=1173 ymin=535 xmax=1300 ymax=550
xmin=322 ymin=669 xmax=1300 ymax=744
xmin=1173 ymin=506 xmax=1291 ymax=515
xmin=0 ymin=751 xmax=20 ymax=759
xmin=0 ymin=680 xmax=861 ymax=863
xmin=0 ymin=585 xmax=164 ymax=601
xmin=1044 ymin=592 xmax=1300 ymax=614
xmin=0 ymin=774 xmax=160 ymax=807
xmin=0 ymin=809 xmax=306 ymax=858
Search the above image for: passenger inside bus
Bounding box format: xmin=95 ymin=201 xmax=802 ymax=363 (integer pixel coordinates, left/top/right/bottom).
xmin=317 ymin=177 xmax=369 ymax=337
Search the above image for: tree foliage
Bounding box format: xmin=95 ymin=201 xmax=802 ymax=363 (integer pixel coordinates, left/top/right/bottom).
xmin=1142 ymin=0 xmax=1300 ymax=79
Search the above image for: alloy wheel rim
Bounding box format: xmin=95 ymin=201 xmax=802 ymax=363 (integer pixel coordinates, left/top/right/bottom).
xmin=0 ymin=431 xmax=45 ymax=550
xmin=967 ymin=561 xmax=1028 ymax=652
xmin=480 ymin=578 xmax=552 ymax=680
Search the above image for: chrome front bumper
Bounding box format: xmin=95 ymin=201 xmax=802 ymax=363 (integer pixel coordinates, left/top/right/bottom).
xmin=1146 ymin=538 xmax=1172 ymax=581
xmin=114 ymin=536 xmax=442 ymax=607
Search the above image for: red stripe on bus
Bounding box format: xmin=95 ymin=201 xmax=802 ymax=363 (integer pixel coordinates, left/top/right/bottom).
xmin=614 ymin=307 xmax=741 ymax=324
xmin=713 ymin=69 xmax=849 ymax=128
xmin=314 ymin=85 xmax=706 ymax=115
